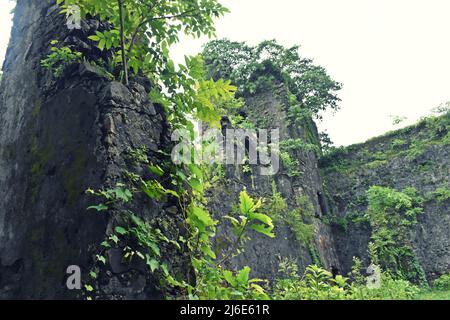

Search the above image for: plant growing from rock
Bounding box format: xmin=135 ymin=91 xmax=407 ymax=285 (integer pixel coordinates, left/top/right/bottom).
xmin=40 ymin=40 xmax=83 ymax=76
xmin=366 ymin=186 xmax=427 ymax=284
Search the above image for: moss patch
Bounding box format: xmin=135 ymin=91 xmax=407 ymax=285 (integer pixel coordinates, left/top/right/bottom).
xmin=30 ymin=137 xmax=51 ymax=202
xmin=62 ymin=147 xmax=89 ymax=206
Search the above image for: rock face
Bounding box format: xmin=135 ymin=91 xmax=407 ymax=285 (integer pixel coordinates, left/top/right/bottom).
xmin=207 ymin=81 xmax=341 ymax=280
xmin=320 ymin=114 xmax=450 ymax=280
xmin=0 ymin=0 xmax=180 ymax=299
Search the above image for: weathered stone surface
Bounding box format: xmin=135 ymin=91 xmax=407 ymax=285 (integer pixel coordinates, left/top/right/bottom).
xmin=321 ymin=115 xmax=450 ymax=280
xmin=207 ymin=81 xmax=341 ymax=281
xmin=0 ymin=0 xmax=448 ymax=300
xmin=0 ymin=0 xmax=179 ymax=299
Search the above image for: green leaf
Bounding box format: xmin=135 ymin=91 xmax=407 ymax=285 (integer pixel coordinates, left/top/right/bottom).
xmin=96 ymin=255 xmax=106 ymax=264
xmin=223 ymin=270 xmax=236 ymax=287
xmin=161 ymin=263 xmax=169 ymax=276
xmin=113 ymin=187 xmax=133 ymax=202
xmin=189 ymin=178 xmax=204 ymax=193
xmin=223 ymin=215 xmax=239 ymax=226
xmin=189 ymin=206 xmax=215 ymax=228
xmin=98 ymin=39 xmax=105 ymax=51
xmin=188 ymin=164 xmax=203 ymax=179
xmin=84 ymin=284 xmax=94 ymax=292
xmin=201 ymin=245 xmax=217 ymax=259
xmin=239 ymin=190 xmax=254 ymax=214
xmin=100 ymin=241 xmax=111 ymax=248
xmin=236 ymin=266 xmax=251 ymax=285
xmin=250 ymin=224 xmax=275 ymax=238
xmin=87 ymin=203 xmax=108 ymax=212
xmin=115 ymin=226 xmax=127 ymax=235
xmin=88 ymin=35 xmax=100 ymax=41
xmin=109 ymin=234 xmax=119 ymax=244
xmin=149 ymin=165 xmax=164 ymax=177
xmin=147 ymin=256 xmax=159 ymax=272
xmin=248 ymin=213 xmax=273 ymax=227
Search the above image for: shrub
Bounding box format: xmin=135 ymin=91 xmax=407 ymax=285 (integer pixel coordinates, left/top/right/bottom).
xmin=350 ymin=273 xmax=420 ymax=300
xmin=274 ymin=263 xmax=349 ymax=300
xmin=433 ymin=274 xmax=450 ymax=291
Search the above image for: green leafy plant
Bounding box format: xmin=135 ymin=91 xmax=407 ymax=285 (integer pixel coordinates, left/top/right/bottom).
xmin=178 ymin=190 xmax=274 ymax=300
xmin=350 ymin=272 xmax=420 ymax=300
xmin=285 ymin=196 xmax=316 ymax=247
xmin=366 ymin=186 xmax=426 ymax=284
xmin=40 ymin=40 xmax=83 ymax=76
xmin=274 ymin=263 xmax=349 ymax=300
xmin=433 ymin=273 xmax=450 ymax=291
xmin=428 ymin=187 xmax=450 ymax=203
xmin=59 ymin=0 xmax=228 ymax=84
xmin=85 ymin=183 xmax=133 ymax=212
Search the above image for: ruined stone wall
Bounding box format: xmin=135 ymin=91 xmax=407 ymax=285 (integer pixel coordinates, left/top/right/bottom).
xmin=207 ymin=82 xmax=341 ymax=281
xmin=0 ymin=0 xmax=182 ymax=299
xmin=320 ymin=114 xmax=450 ymax=280
xmin=1 ymin=0 xmax=448 ymax=300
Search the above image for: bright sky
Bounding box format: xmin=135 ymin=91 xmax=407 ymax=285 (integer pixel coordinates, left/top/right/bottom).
xmin=2 ymin=0 xmax=450 ymax=146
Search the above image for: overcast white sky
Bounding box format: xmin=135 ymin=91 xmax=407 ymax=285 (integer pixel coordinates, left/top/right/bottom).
xmin=2 ymin=0 xmax=450 ymax=146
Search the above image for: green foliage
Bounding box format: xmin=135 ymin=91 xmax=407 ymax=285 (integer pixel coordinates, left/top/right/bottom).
xmin=229 ymin=114 xmax=256 ymax=129
xmin=414 ymin=289 xmax=450 ymax=300
xmin=433 ymin=274 xmax=450 ymax=291
xmin=266 ymin=184 xmax=317 ymax=251
xmin=366 ymin=186 xmax=426 ymax=284
xmin=280 ymin=138 xmax=321 ymax=157
xmin=391 ymin=138 xmax=407 ymax=149
xmin=432 ymin=101 xmax=450 ymax=115
xmin=85 ymin=183 xmax=133 ymax=211
xmin=202 ymin=39 xmax=342 ymax=119
xmin=55 ymin=0 xmax=233 ymax=129
xmin=320 ymin=111 xmax=449 ymax=176
xmin=54 ymin=0 xmax=446 ymax=302
xmin=427 ymin=186 xmax=450 ymax=203
xmin=274 ymin=263 xmax=349 ymax=300
xmin=274 ymin=258 xmax=421 ymax=300
xmin=319 ymin=131 xmax=334 ymax=154
xmin=265 ymin=182 xmax=288 ymax=220
xmin=350 ymin=272 xmax=420 ymax=300
xmin=40 ymin=40 xmax=83 ymax=76
xmin=285 ymin=196 xmax=316 ymax=247
xmin=222 ymin=191 xmax=275 ymax=258
xmin=126 ymin=146 xmax=149 ymax=164
xmin=60 ymin=1 xmax=249 ymax=299
xmin=180 ymin=190 xmax=273 ymax=300
xmin=324 ymin=210 xmax=368 ymax=232
xmin=390 ymin=115 xmax=407 ymax=126
xmin=348 ymin=257 xmax=366 ymax=285
xmin=60 ymin=0 xmax=227 ymax=78
xmin=279 ymin=152 xmax=302 ymax=177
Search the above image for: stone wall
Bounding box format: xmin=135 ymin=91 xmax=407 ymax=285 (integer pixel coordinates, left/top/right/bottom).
xmin=0 ymin=0 xmax=182 ymax=299
xmin=320 ymin=114 xmax=450 ymax=280
xmin=0 ymin=0 xmax=448 ymax=299
xmin=207 ymin=81 xmax=341 ymax=281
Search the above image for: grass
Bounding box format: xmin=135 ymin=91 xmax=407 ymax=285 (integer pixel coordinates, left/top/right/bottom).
xmin=414 ymin=290 xmax=450 ymax=300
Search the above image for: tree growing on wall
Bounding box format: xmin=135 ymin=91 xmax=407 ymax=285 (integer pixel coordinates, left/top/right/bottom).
xmin=202 ymin=39 xmax=342 ymax=120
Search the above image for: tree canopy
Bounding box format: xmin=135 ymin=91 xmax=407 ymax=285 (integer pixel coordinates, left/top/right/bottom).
xmin=202 ymin=39 xmax=342 ymax=119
